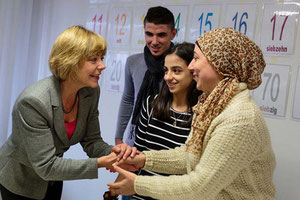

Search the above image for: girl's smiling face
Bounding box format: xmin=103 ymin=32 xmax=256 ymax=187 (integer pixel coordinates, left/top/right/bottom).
xmin=164 ymin=53 xmax=193 ymax=96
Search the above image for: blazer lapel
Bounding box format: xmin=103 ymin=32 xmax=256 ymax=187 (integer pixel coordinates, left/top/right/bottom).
xmin=69 ymin=88 xmax=93 ymax=144
xmin=50 ymin=76 xmax=70 ymax=146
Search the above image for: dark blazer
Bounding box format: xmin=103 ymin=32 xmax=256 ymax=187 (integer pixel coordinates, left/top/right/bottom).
xmin=0 ymin=76 xmax=112 ymax=199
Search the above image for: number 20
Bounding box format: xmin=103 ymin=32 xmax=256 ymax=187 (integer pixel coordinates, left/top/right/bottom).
xmin=110 ymin=60 xmax=122 ymax=82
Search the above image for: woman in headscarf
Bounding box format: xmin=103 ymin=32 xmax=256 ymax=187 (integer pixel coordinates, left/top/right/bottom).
xmin=107 ymin=27 xmax=276 ymax=200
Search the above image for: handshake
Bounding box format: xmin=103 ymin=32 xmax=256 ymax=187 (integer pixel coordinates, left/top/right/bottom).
xmin=98 ymin=143 xmax=146 ymax=197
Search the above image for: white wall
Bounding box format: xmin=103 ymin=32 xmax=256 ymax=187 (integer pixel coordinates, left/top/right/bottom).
xmin=0 ymin=0 xmax=299 ymax=199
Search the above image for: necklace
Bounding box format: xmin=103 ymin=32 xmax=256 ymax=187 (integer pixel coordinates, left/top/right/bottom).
xmin=62 ymin=92 xmax=78 ymax=114
xmin=171 ymin=109 xmax=183 ymax=127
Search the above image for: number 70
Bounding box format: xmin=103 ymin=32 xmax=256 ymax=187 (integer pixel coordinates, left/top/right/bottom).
xmin=262 ymin=73 xmax=280 ymax=102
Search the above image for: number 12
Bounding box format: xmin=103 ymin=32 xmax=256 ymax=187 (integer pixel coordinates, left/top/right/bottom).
xmin=115 ymin=14 xmax=126 ymax=36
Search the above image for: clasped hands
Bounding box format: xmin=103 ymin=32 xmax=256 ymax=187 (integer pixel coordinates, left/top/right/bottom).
xmin=97 ymin=143 xmax=146 ymax=196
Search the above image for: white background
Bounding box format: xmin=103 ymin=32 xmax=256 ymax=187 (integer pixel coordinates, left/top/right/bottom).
xmin=292 ymin=67 xmax=300 ymax=120
xmin=0 ymin=0 xmax=299 ymax=200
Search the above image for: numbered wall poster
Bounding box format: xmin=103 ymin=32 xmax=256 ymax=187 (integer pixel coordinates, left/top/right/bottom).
xmin=107 ymin=7 xmax=132 ymax=47
xmin=253 ymin=64 xmax=290 ymax=118
xmin=260 ymin=3 xmax=299 ymax=55
xmin=187 ymin=4 xmax=221 ymax=43
xmin=103 ymin=52 xmax=129 ymax=93
xmin=292 ymin=66 xmax=300 ymax=120
xmin=223 ymin=3 xmax=258 ymax=40
xmin=167 ymin=5 xmax=188 ymax=44
xmin=131 ymin=6 xmax=148 ymax=49
xmin=86 ymin=4 xmax=108 ymax=38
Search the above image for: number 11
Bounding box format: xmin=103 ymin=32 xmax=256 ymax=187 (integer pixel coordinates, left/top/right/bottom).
xmin=92 ymin=14 xmax=103 ymax=35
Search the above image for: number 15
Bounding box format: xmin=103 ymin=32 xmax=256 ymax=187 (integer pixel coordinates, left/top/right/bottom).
xmin=198 ymin=12 xmax=213 ymax=36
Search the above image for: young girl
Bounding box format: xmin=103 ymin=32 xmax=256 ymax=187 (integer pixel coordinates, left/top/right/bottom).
xmin=132 ymin=42 xmax=202 ymax=200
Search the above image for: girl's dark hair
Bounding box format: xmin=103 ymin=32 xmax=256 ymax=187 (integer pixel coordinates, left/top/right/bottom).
xmin=152 ymin=42 xmax=202 ymax=126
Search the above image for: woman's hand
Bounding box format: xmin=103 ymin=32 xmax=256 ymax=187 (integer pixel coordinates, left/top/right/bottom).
xmin=111 ymin=143 xmax=137 ymax=161
xmin=97 ymin=152 xmax=118 ymax=170
xmin=115 ymin=153 xmax=146 ymax=171
xmin=110 ymin=174 xmax=125 ymax=196
xmin=107 ymin=164 xmax=137 ymax=196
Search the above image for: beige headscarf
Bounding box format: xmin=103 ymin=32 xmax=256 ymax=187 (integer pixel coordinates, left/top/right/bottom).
xmin=186 ymin=27 xmax=266 ymax=155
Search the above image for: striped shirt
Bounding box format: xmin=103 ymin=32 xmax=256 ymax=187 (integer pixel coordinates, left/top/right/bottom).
xmin=133 ymin=95 xmax=192 ymax=200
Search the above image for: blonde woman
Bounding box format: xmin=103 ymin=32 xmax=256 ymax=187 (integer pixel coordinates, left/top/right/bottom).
xmin=0 ymin=25 xmax=136 ymax=200
xmin=108 ymin=28 xmax=276 ymax=200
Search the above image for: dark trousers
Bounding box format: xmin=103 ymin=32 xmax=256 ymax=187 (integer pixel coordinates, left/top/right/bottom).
xmin=0 ymin=181 xmax=63 ymax=200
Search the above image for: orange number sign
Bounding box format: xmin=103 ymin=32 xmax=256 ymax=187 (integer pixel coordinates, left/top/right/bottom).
xmin=115 ymin=13 xmax=126 ymax=36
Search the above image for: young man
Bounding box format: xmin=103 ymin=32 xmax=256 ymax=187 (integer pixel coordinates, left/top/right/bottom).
xmin=115 ymin=6 xmax=177 ymax=146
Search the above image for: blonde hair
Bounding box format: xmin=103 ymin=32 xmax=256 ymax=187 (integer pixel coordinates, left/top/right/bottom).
xmin=49 ymin=25 xmax=107 ymax=81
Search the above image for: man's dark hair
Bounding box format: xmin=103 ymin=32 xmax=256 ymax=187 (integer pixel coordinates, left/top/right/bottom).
xmin=144 ymin=6 xmax=175 ymax=30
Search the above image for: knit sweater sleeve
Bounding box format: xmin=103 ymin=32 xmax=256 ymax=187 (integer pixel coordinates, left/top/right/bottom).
xmin=134 ymin=102 xmax=263 ymax=200
xmin=142 ymin=145 xmax=188 ymax=174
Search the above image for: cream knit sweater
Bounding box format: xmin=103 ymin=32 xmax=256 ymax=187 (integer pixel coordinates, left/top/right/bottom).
xmin=134 ymin=83 xmax=276 ymax=200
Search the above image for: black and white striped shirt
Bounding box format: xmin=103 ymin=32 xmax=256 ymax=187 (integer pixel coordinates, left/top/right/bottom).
xmin=133 ymin=95 xmax=192 ymax=200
